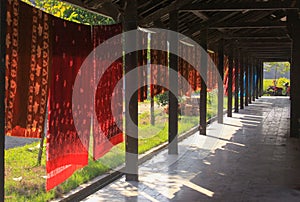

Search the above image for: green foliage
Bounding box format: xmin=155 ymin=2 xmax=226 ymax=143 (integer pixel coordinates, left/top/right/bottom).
xmin=277 ymin=77 xmax=290 ymax=87
xmin=21 ymin=0 xmax=114 ymax=25
xmin=155 ymin=91 xmax=169 ymax=107
xmin=264 ymin=62 xmax=290 ymax=80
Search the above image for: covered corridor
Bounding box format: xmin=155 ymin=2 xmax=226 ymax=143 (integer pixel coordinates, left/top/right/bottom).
xmin=1 ymin=0 xmax=300 ymax=201
xmin=81 ymin=97 xmax=300 ymax=201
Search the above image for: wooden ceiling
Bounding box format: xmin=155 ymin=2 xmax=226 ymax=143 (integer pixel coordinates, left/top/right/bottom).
xmin=63 ymin=0 xmax=300 ymax=62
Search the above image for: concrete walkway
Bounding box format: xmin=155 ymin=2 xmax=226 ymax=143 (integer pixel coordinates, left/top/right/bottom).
xmin=82 ymin=96 xmax=300 ymax=202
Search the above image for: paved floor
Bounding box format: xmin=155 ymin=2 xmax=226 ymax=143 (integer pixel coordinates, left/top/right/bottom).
xmin=82 ymin=96 xmax=300 ymax=202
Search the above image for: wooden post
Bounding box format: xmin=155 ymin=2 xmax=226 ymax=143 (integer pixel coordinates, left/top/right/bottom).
xmin=150 ymin=97 xmax=155 ymax=125
xmin=255 ymin=60 xmax=259 ymax=99
xmin=234 ymin=50 xmax=239 ymax=113
xmin=245 ymin=57 xmax=249 ymax=106
xmin=217 ymin=39 xmax=224 ymax=123
xmin=227 ymin=46 xmax=233 ymax=117
xmin=288 ymin=11 xmax=300 ymax=138
xmin=200 ymin=30 xmax=207 ymax=135
xmin=168 ymin=11 xmax=178 ymax=154
xmin=124 ymin=0 xmax=138 ymax=181
xmin=260 ymin=61 xmax=264 ymax=96
xmin=240 ymin=54 xmax=244 ymax=109
xmin=249 ymin=59 xmax=253 ymax=104
xmin=0 ymin=0 xmax=6 ymax=200
xmin=252 ymin=60 xmax=256 ymax=101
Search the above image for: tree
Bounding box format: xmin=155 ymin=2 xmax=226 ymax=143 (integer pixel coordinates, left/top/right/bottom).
xmin=264 ymin=62 xmax=290 ymax=85
xmin=22 ymin=0 xmax=114 ymax=25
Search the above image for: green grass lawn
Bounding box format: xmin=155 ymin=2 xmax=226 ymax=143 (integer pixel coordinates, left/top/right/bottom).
xmin=5 ymin=98 xmax=219 ymax=201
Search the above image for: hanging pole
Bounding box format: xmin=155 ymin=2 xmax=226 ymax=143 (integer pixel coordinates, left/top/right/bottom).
xmin=0 ymin=0 xmax=6 ymax=200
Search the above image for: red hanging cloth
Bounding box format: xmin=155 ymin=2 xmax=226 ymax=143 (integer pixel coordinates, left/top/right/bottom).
xmin=5 ymin=0 xmax=50 ymax=138
xmin=92 ymin=24 xmax=123 ymax=160
xmin=138 ymin=31 xmax=148 ymax=102
xmin=150 ymin=32 xmax=168 ymax=97
xmin=46 ymin=18 xmax=92 ymax=191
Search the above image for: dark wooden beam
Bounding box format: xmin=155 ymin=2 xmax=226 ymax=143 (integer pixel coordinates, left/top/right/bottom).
xmin=260 ymin=61 xmax=264 ymax=96
xmin=191 ymin=11 xmax=209 ymax=21
xmin=249 ymin=59 xmax=253 ymax=104
xmin=240 ymin=54 xmax=244 ymax=109
xmin=255 ymin=61 xmax=259 ymax=99
xmin=218 ymin=39 xmax=224 ymax=123
xmin=168 ymin=11 xmax=178 ymax=154
xmin=139 ymin=0 xmax=195 ymax=25
xmin=209 ymin=22 xmax=287 ymax=29
xmin=245 ymin=57 xmax=249 ymax=106
xmin=180 ymin=1 xmax=296 ymax=12
xmin=183 ymin=12 xmax=240 ymax=36
xmin=200 ymin=30 xmax=208 ymax=135
xmin=0 ymin=0 xmax=5 ymax=200
xmin=234 ymin=50 xmax=239 ymax=113
xmin=288 ymin=10 xmax=300 ymax=138
xmin=124 ymin=0 xmax=138 ymax=182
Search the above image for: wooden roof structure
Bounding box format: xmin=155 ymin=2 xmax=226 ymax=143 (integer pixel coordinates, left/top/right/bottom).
xmin=63 ymin=0 xmax=299 ymax=62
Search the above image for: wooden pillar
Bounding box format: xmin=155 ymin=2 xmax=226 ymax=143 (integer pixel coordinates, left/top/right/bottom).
xmin=288 ymin=11 xmax=300 ymax=138
xmin=217 ymin=39 xmax=224 ymax=123
xmin=234 ymin=50 xmax=239 ymax=113
xmin=252 ymin=60 xmax=256 ymax=101
xmin=200 ymin=30 xmax=207 ymax=135
xmin=168 ymin=11 xmax=178 ymax=154
xmin=255 ymin=61 xmax=259 ymax=99
xmin=260 ymin=61 xmax=264 ymax=96
xmin=249 ymin=59 xmax=253 ymax=104
xmin=240 ymin=54 xmax=244 ymax=109
xmin=0 ymin=0 xmax=5 ymax=200
xmin=227 ymin=46 xmax=233 ymax=117
xmin=124 ymin=0 xmax=138 ymax=181
xmin=245 ymin=57 xmax=249 ymax=106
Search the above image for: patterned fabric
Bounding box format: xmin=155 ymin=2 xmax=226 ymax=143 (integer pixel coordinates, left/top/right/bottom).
xmin=207 ymin=52 xmax=219 ymax=91
xmin=92 ymin=25 xmax=123 ymax=160
xmin=137 ymin=31 xmax=148 ymax=102
xmin=5 ymin=0 xmax=50 ymax=138
xmin=178 ymin=42 xmax=201 ymax=96
xmin=150 ymin=32 xmax=168 ymax=97
xmin=46 ymin=18 xmax=92 ymax=191
xmin=224 ymin=56 xmax=235 ymax=95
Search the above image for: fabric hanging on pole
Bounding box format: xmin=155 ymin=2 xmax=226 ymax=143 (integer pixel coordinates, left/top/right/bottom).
xmin=92 ymin=24 xmax=123 ymax=160
xmin=137 ymin=31 xmax=148 ymax=102
xmin=150 ymin=31 xmax=168 ymax=97
xmin=5 ymin=0 xmax=50 ymax=138
xmin=46 ymin=18 xmax=92 ymax=191
xmin=223 ymin=55 xmax=235 ymax=95
xmin=178 ymin=42 xmax=201 ymax=96
xmin=208 ymin=52 xmax=219 ymax=91
xmin=224 ymin=56 xmax=229 ymax=95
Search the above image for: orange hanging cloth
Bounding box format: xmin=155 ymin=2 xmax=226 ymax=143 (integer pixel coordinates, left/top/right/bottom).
xmin=5 ymin=0 xmax=50 ymax=138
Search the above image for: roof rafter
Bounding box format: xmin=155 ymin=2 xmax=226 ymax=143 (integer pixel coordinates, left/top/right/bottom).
xmin=180 ymin=1 xmax=296 ymax=12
